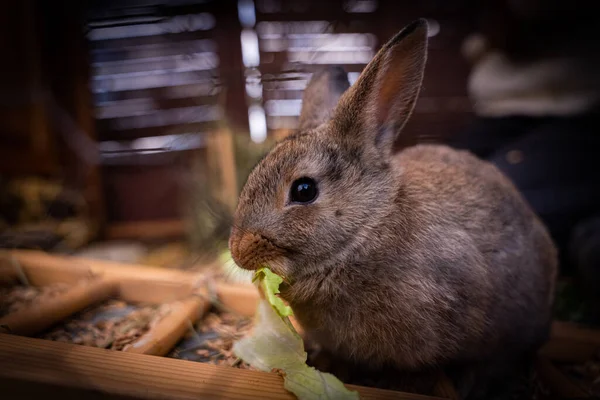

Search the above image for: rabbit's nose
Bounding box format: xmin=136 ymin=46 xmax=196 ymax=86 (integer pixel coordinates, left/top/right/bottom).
xmin=229 ymin=229 xmax=283 ymax=271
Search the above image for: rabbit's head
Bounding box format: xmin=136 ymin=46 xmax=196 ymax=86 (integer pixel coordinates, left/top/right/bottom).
xmin=230 ymin=20 xmax=428 ymax=281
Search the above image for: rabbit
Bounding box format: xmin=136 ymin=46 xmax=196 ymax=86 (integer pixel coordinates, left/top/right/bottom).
xmin=229 ymin=19 xmax=558 ymax=400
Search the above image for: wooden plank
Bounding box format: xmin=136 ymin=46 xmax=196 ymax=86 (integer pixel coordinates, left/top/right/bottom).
xmin=0 ymin=255 xmax=19 ymax=284
xmin=90 ymin=39 xmax=217 ymax=64
xmin=215 ymin=282 xmax=259 ymax=317
xmin=12 ymin=249 xmax=198 ymax=283
xmin=432 ymin=373 xmax=460 ymax=400
xmin=0 ymin=144 xmax=59 ymax=175
xmin=96 ymin=103 xmax=219 ymax=133
xmin=10 ymin=249 xmax=257 ymax=307
xmin=92 ymin=69 xmax=215 ymax=94
xmin=96 ymin=96 xmax=218 ymax=119
xmin=536 ymin=357 xmax=590 ymax=398
xmin=0 ymin=334 xmax=443 ymax=400
xmin=98 ymin=121 xmax=216 ymax=141
xmin=93 ymin=83 xmax=217 ymax=104
xmin=205 ymin=127 xmax=238 ymax=213
xmin=90 ymin=31 xmax=214 ymax=51
xmin=117 ymin=278 xmax=197 ymax=304
xmin=69 ymin=9 xmax=107 ymax=239
xmin=19 ymin=262 xmax=101 ymax=287
xmin=125 ymin=296 xmax=210 ymax=356
xmin=540 ymin=337 xmax=600 ymax=364
xmin=10 ymin=250 xmax=202 ymax=303
xmin=20 ymin=1 xmax=55 ymax=167
xmin=552 ymin=321 xmax=600 ymax=344
xmin=540 ymin=321 xmax=600 ymax=363
xmin=0 ymin=278 xmax=117 ymax=336
xmin=105 ymin=219 xmax=186 ymax=240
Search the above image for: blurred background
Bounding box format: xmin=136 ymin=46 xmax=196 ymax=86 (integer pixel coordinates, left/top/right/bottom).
xmin=1 ymin=0 xmax=599 ymax=320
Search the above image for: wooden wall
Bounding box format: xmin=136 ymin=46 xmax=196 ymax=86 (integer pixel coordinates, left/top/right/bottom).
xmin=0 ymin=1 xmax=104 ymax=232
xmin=0 ymin=0 xmax=477 ymax=240
xmin=0 ymin=0 xmax=57 ymax=176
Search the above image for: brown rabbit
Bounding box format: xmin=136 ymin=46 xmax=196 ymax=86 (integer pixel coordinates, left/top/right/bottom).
xmin=229 ymin=19 xmax=558 ymax=399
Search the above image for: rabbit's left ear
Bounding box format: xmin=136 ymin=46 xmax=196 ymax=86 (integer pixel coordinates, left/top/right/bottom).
xmin=332 ymin=19 xmax=428 ymax=157
xmin=298 ymin=66 xmax=351 ymax=131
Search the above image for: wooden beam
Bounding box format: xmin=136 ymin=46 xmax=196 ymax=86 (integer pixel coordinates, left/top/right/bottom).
xmin=9 ymin=249 xmax=257 ymax=312
xmin=105 ymin=219 xmax=186 ymax=240
xmin=0 ymin=334 xmax=442 ymax=400
xmin=536 ymin=357 xmax=589 ymax=399
xmin=0 ymin=278 xmax=117 ymax=336
xmin=540 ymin=321 xmax=600 ymax=363
xmin=205 ymin=127 xmax=238 ymax=213
xmin=124 ymin=297 xmax=210 ymax=356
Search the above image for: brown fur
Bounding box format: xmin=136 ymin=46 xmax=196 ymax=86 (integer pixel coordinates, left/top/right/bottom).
xmin=230 ymin=19 xmax=557 ymax=399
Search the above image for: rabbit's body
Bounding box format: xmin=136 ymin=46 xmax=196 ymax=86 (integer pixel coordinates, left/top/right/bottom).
xmin=230 ymin=20 xmax=557 ymax=399
xmin=285 ymin=143 xmax=556 ymax=371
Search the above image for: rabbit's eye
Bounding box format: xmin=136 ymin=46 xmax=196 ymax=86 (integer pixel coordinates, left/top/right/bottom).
xmin=290 ymin=177 xmax=318 ymax=204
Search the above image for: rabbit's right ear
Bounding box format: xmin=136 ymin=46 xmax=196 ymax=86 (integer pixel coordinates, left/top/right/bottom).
xmin=298 ymin=66 xmax=350 ymax=131
xmin=331 ymin=19 xmax=428 ymax=159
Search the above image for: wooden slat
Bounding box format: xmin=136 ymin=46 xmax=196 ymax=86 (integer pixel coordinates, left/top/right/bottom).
xmin=90 ymin=31 xmax=214 ymax=51
xmin=536 ymin=357 xmax=590 ymax=398
xmin=432 ymin=373 xmax=460 ymax=400
xmin=87 ymin=13 xmax=216 ymax=44
xmin=10 ymin=250 xmax=203 ymax=304
xmin=93 ymin=83 xmax=217 ymax=104
xmin=125 ymin=296 xmax=210 ymax=356
xmin=0 ymin=278 xmax=117 ymax=336
xmin=96 ymin=96 xmax=218 ymax=119
xmin=117 ymin=278 xmax=197 ymax=304
xmin=215 ymin=282 xmax=259 ymax=317
xmin=205 ymin=127 xmax=238 ymax=212
xmin=105 ymin=219 xmax=186 ymax=240
xmin=98 ymin=121 xmax=217 ymax=141
xmin=92 ymin=70 xmax=215 ymax=94
xmin=93 ymin=52 xmax=217 ymax=78
xmin=0 ymin=255 xmax=19 ymax=284
xmin=254 ymin=12 xmax=378 ymax=26
xmin=96 ymin=104 xmax=219 ymax=132
xmin=540 ymin=321 xmax=600 ymax=363
xmin=257 ymin=54 xmax=368 ymax=75
xmin=9 ymin=249 xmax=258 ymax=310
xmin=540 ymin=337 xmax=600 ymax=364
xmin=552 ymin=321 xmax=600 ymax=344
xmin=12 ymin=249 xmax=197 ymax=283
xmin=0 ymin=333 xmax=442 ymax=400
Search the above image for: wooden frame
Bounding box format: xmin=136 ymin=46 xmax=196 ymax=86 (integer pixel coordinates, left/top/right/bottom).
xmin=0 ymin=277 xmax=116 ymax=337
xmin=1 ymin=250 xmax=453 ymax=399
xmin=5 ymin=250 xmax=600 ymax=399
xmin=537 ymin=321 xmax=600 ymax=398
xmin=0 ymin=251 xmax=210 ymax=356
xmin=105 ymin=219 xmax=187 ymax=240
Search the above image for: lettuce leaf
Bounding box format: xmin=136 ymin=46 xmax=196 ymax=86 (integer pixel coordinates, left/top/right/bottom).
xmin=252 ymin=267 xmax=293 ymax=317
xmin=233 ymin=267 xmax=360 ymax=400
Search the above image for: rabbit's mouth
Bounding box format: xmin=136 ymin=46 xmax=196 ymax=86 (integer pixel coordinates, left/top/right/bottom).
xmin=229 ymin=227 xmax=287 ymax=274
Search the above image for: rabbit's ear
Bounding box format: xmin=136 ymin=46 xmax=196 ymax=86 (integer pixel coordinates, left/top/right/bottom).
xmin=333 ymin=19 xmax=428 ymax=157
xmin=298 ymin=66 xmax=350 ymax=131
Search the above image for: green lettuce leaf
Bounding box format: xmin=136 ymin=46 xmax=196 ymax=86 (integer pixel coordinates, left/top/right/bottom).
xmin=252 ymin=267 xmax=294 ymax=317
xmin=233 ymin=267 xmax=360 ymax=400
